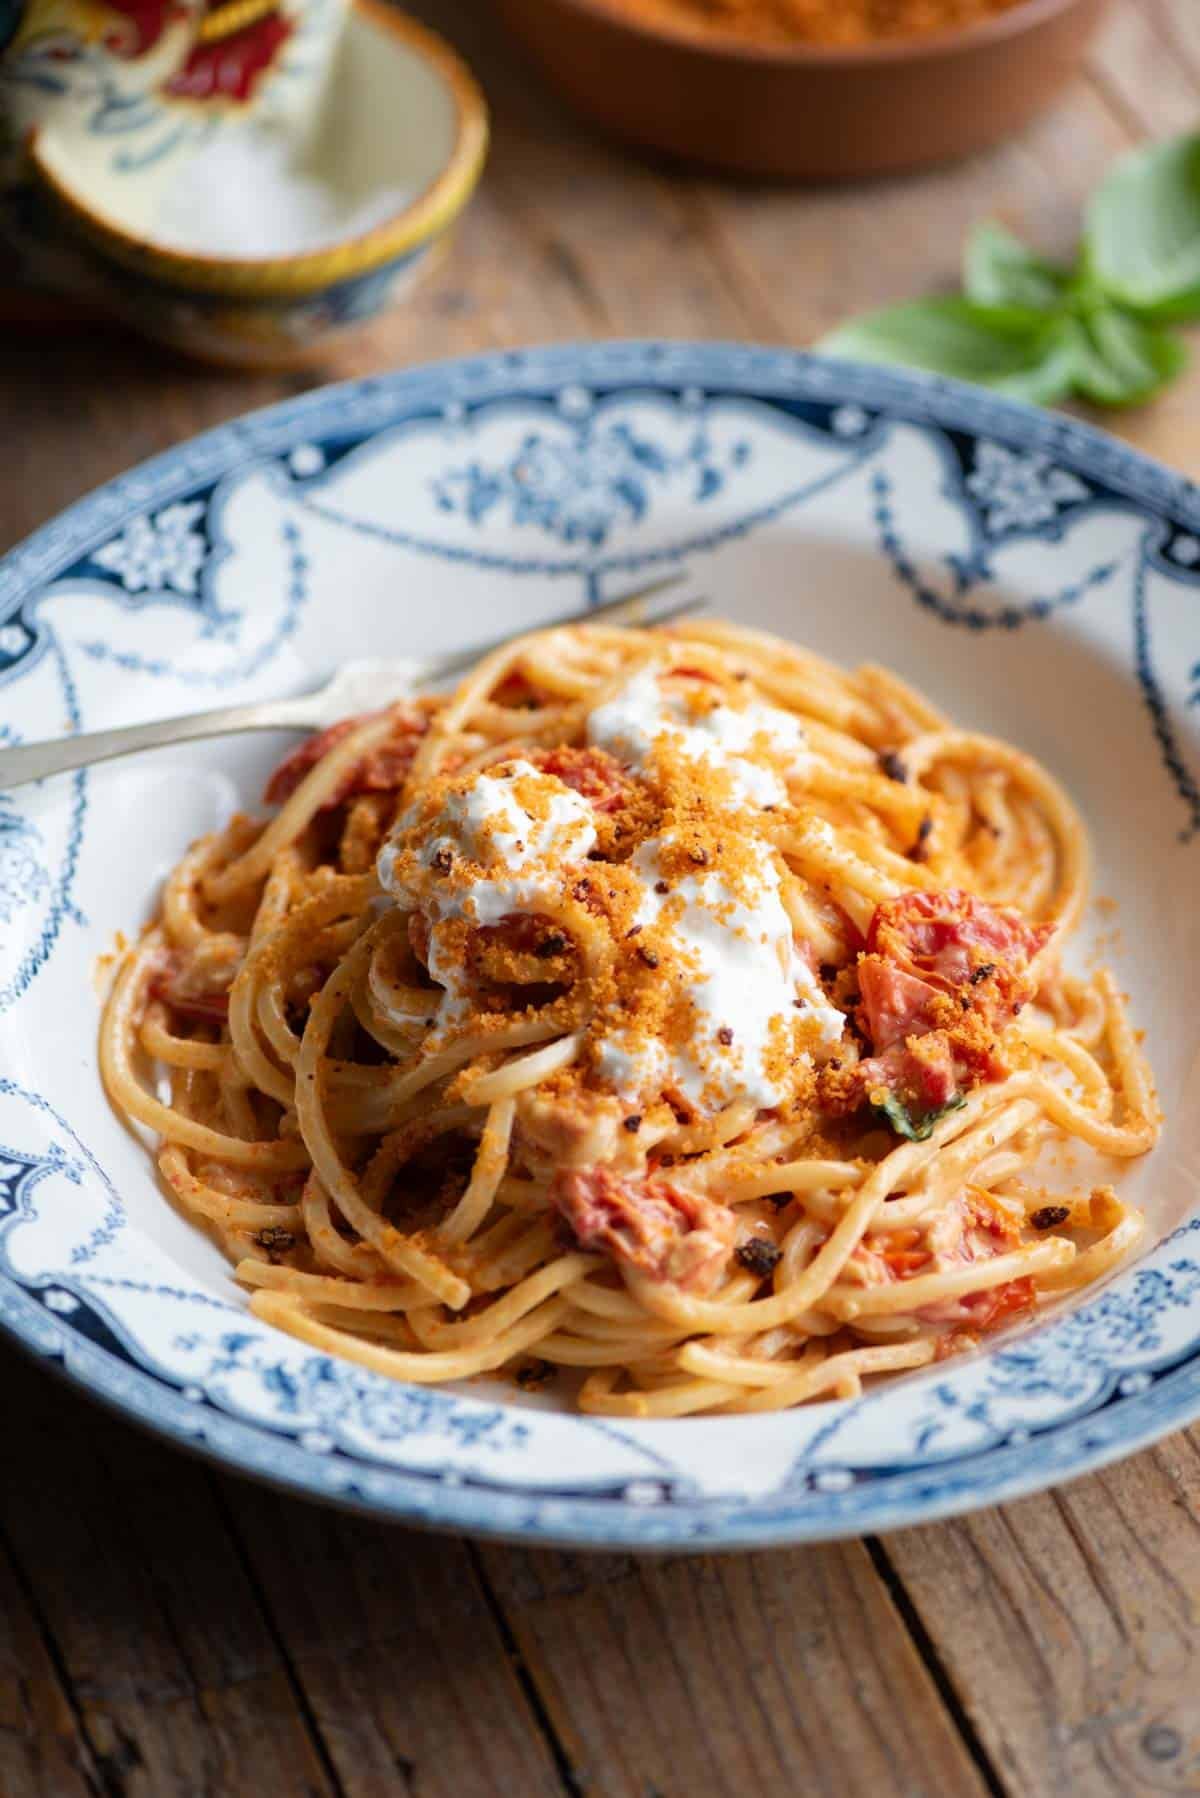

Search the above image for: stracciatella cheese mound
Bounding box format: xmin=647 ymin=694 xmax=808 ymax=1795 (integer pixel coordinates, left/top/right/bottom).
xmin=587 ymin=661 xmax=809 ymax=806
xmin=379 ymin=760 xmax=597 ymax=1023
xmin=593 ymin=834 xmax=843 ymax=1111
xmin=379 ymin=664 xmax=839 ymax=1112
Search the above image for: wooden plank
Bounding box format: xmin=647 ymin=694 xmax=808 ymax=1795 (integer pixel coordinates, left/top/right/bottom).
xmin=1080 ymin=1 xmax=1200 ymax=476
xmin=480 ymin=1543 xmax=993 ymax=1798
xmin=0 ymin=335 xmax=292 ymax=552
xmin=222 ymin=1479 xmax=566 ymax=1798
xmin=472 ymin=49 xmax=759 ymax=340
xmin=0 ymin=1353 xmax=337 ymax=1798
xmin=886 ymin=1428 xmax=1200 ymax=1798
xmin=1146 ymin=0 xmax=1200 ymax=92
xmin=1086 ymin=0 xmax=1200 ymax=138
xmin=696 ymin=74 xmax=1133 ymax=346
xmin=0 ymin=1536 xmax=97 ymax=1798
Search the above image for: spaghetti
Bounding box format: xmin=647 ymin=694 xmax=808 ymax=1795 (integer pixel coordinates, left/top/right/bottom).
xmin=101 ymin=619 xmax=1161 ymax=1417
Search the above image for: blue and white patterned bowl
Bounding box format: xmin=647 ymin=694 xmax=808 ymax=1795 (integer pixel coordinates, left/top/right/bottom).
xmin=3 ymin=341 xmax=1200 ymax=1549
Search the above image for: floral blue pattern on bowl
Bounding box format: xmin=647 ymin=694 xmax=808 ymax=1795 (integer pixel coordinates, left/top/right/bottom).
xmin=2 ymin=341 xmax=1199 ymax=1548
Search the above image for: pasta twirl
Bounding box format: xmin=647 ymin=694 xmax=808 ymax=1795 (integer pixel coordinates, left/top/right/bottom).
xmin=101 ymin=620 xmax=1161 ymax=1417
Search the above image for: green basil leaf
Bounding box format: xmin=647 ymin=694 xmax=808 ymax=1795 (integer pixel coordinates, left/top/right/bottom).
xmin=871 ymin=1089 xmax=967 ymax=1143
xmin=1087 ymin=134 xmax=1200 ymax=320
xmin=820 ymin=298 xmax=1077 ymax=403
xmin=1067 ymin=308 xmax=1189 ymax=407
xmin=964 ymin=221 xmax=1071 ymax=312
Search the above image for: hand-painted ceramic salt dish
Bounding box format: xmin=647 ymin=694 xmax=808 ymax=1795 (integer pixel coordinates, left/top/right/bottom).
xmin=3 ymin=341 xmax=1200 ymax=1549
xmin=0 ymin=0 xmax=487 ymax=363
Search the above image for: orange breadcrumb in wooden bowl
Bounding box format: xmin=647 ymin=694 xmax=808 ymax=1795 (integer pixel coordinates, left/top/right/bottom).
xmin=594 ymin=0 xmax=1034 ymax=49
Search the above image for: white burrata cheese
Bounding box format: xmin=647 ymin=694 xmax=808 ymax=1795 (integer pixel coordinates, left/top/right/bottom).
xmin=376 ymin=721 xmax=839 ymax=1112
xmin=376 ymin=761 xmax=597 ymax=1027
xmin=586 ymin=663 xmax=808 ymax=806
xmin=378 ymin=760 xmax=596 ymax=895
xmin=595 ymin=837 xmax=843 ymax=1111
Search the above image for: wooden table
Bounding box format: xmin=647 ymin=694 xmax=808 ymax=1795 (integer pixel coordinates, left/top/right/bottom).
xmin=3 ymin=4 xmax=1199 ymax=1793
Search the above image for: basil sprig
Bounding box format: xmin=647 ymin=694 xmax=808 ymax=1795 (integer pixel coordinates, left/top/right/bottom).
xmin=821 ymin=133 xmax=1200 ymax=409
xmin=871 ymin=1089 xmax=967 ymax=1143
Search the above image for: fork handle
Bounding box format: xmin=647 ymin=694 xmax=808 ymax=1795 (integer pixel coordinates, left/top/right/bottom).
xmin=0 ymin=695 xmax=319 ymax=792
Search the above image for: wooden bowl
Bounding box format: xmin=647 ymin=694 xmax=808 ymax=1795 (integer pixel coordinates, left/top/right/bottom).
xmin=493 ymin=0 xmax=1109 ymax=180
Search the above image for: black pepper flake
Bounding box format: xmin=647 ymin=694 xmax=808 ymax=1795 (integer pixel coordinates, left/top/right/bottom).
xmin=690 ymin=847 xmax=708 ymax=865
xmin=256 ymin=1226 xmax=296 ymax=1258
xmin=763 ymin=805 xmax=777 ymax=813
xmin=764 ymin=1192 xmax=792 ymax=1211
xmin=639 ymin=946 xmax=660 ymax=969
xmin=819 ymin=962 xmax=838 ymax=984
xmin=626 ymin=923 xmax=643 ymax=938
xmin=654 ymin=880 xmax=670 ymax=895
xmin=622 ymin=1114 xmax=643 ymax=1133
xmin=535 ymin=934 xmax=567 ymax=959
xmin=1012 ymin=1000 xmax=1024 ymax=1016
xmin=734 ymin=670 xmax=749 ymax=681
xmin=516 ymin=1360 xmax=555 ymax=1391
xmin=879 ymin=750 xmax=908 ymax=783
xmin=909 ymin=814 xmax=934 ymax=862
xmin=827 ymin=1058 xmax=842 ymax=1072
xmin=573 ymin=878 xmax=593 ymax=902
xmin=959 ymin=994 xmax=972 ymax=1012
xmin=717 ymin=1026 xmax=734 ymax=1046
xmin=431 ymin=846 xmax=454 ymax=875
xmin=1031 ymin=1204 xmax=1070 ymax=1231
xmin=969 ymin=962 xmax=997 ymax=985
xmin=736 ymin=1237 xmax=783 ymax=1278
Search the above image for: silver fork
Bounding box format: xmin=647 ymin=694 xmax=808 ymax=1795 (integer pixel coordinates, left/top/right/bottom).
xmin=0 ymin=576 xmax=705 ymax=792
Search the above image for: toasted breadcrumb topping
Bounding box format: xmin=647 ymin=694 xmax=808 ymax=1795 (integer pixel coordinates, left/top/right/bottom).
xmin=377 ymin=660 xmax=843 ymax=1117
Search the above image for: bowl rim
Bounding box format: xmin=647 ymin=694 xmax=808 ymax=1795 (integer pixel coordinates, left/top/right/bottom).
xmin=518 ymin=0 xmax=1102 ymax=66
xmin=26 ymin=0 xmax=489 ymax=301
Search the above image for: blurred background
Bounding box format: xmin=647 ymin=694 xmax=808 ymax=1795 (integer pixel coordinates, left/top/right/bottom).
xmin=3 ymin=0 xmax=1195 ymax=562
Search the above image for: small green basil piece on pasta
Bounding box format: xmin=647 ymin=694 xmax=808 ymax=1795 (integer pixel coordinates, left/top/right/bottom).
xmin=872 ymin=1089 xmax=967 ymax=1144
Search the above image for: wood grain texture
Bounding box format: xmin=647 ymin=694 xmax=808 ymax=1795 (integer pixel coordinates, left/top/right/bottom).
xmin=0 ymin=1536 xmax=97 ymax=1798
xmin=0 ymin=1357 xmax=336 ymax=1798
xmin=1087 ymin=0 xmax=1200 ymax=137
xmin=887 ymin=1432 xmax=1200 ymax=1796
xmin=480 ymin=1544 xmax=991 ymax=1798
xmin=3 ymin=5 xmax=1200 ymax=1796
xmin=221 ymin=1479 xmax=565 ymax=1798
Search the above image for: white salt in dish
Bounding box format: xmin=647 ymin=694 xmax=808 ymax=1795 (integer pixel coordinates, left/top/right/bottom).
xmin=153 ymin=128 xmax=415 ymax=260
